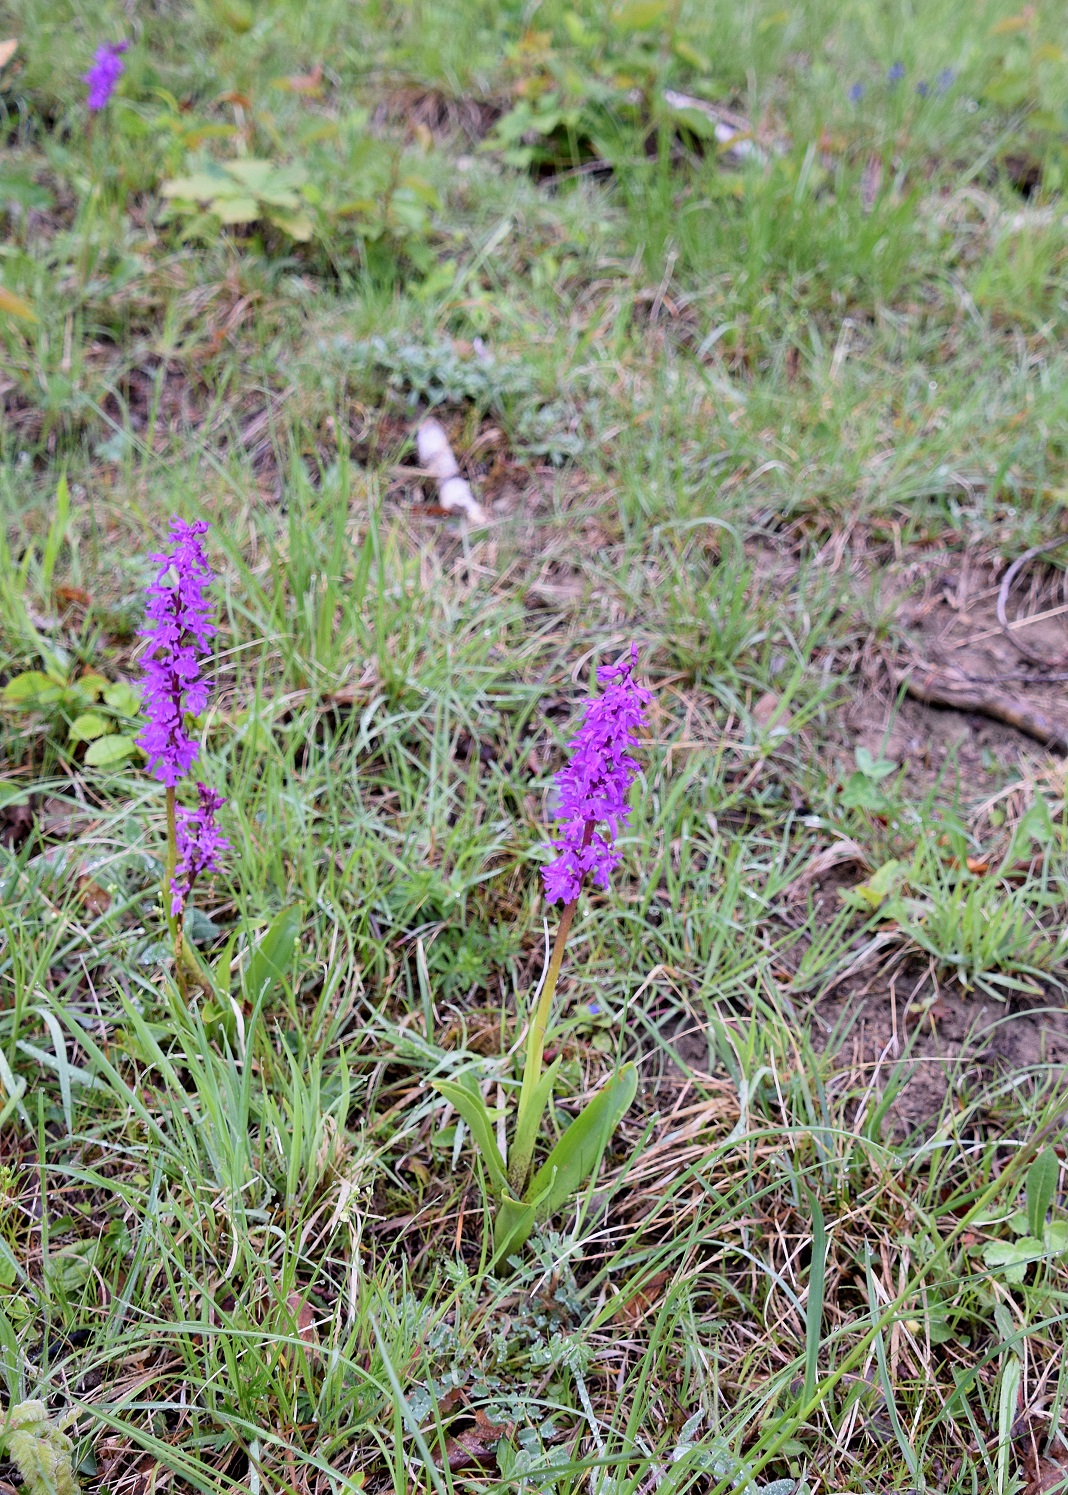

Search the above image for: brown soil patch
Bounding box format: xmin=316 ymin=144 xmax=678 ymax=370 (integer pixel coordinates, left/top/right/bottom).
xmin=815 ymin=967 xmax=1068 ymax=1136
xmin=887 ymin=548 xmax=1068 ymax=773
xmin=373 ymin=87 xmax=503 ymax=146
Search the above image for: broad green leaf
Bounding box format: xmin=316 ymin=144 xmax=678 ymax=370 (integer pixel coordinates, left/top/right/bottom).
xmin=243 ymin=905 xmax=301 ymax=1008
xmin=216 ymin=196 xmax=261 ymax=225
xmin=73 ymin=672 xmax=108 ymax=702
xmin=161 ymin=171 xmax=231 ymax=200
xmin=526 ymin=1063 xmax=638 ymax=1218
xmin=84 ymin=734 xmax=137 ymax=766
xmin=212 ymin=928 xmax=240 ymax=990
xmin=493 ymin=1194 xmax=537 ymax=1263
xmin=233 ymin=708 xmax=273 ymax=753
xmin=267 ymin=208 xmax=314 ymax=241
xmin=224 ymin=159 xmax=277 ymax=192
xmin=508 ymin=1055 xmax=562 ymax=1196
xmin=68 ymin=712 xmax=110 ymax=743
xmin=432 ymin=1077 xmax=508 ymax=1195
xmin=399 ymin=174 xmax=439 ymax=206
xmin=672 ymin=38 xmax=712 ymax=69
xmin=182 ymin=123 xmax=240 ymax=147
xmin=218 ymin=0 xmax=253 ymax=31
xmin=0 ymin=172 xmax=53 ymax=212
xmin=2 ymin=671 xmax=58 ymax=707
xmin=103 ymin=681 xmax=141 ymax=716
xmin=1045 ymin=1221 xmax=1068 ymax=1252
xmin=1027 ymin=1148 xmax=1059 ymax=1239
xmin=614 ymin=0 xmax=668 ymax=30
xmin=257 ymin=186 xmax=302 ymax=209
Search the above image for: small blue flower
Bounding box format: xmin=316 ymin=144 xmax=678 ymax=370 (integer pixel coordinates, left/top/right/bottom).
xmin=937 ymin=67 xmax=955 ymax=93
xmin=887 ymin=62 xmax=905 ymax=84
xmin=848 ymin=81 xmax=865 ymax=103
xmin=916 ymin=80 xmax=930 ymax=97
xmin=588 ymin=1001 xmax=601 ymax=1017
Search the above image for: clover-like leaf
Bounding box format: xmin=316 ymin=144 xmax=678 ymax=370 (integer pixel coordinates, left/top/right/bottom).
xmin=83 ymin=734 xmax=138 ymax=767
xmin=216 ymin=195 xmax=261 ymax=224
xmin=3 ymin=670 xmax=66 ymax=707
xmin=984 ymin=1236 xmax=1046 ymax=1283
xmin=103 ymin=681 xmax=141 ymax=716
xmin=69 ymin=712 xmax=110 ymax=743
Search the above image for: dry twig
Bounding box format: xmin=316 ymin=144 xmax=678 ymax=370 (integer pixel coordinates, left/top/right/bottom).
xmin=900 ymin=658 xmax=1068 ymax=754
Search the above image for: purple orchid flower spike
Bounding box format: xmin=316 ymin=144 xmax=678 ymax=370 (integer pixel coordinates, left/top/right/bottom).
xmin=542 ymin=644 xmax=652 ymax=906
xmin=171 ymin=784 xmax=230 ymax=919
xmin=137 ymin=517 xmax=216 ymax=786
xmin=83 ymin=41 xmax=128 ymax=111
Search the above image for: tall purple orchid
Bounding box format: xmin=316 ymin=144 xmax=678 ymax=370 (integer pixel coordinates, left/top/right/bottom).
xmin=509 ymin=645 xmax=651 ymax=1195
xmin=137 ymin=518 xmax=215 ymax=786
xmin=83 ymin=41 xmax=128 ymax=111
xmin=137 ymin=516 xmax=226 ymax=984
xmin=542 ymin=644 xmax=652 ymax=906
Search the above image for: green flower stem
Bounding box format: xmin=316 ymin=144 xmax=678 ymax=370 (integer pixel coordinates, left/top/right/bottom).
xmin=164 ymin=785 xmax=188 ymax=999
xmin=164 ymin=787 xmax=178 ymax=943
xmin=510 ymin=897 xmax=576 ymax=1194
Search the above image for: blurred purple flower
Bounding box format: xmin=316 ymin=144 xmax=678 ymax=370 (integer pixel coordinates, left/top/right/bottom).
xmin=887 ymin=62 xmax=905 ymax=84
xmin=542 ymin=644 xmax=651 ymax=906
xmin=171 ymin=784 xmax=229 ymax=918
xmin=82 ymin=41 xmax=128 ymax=111
xmin=137 ymin=517 xmax=216 ymax=786
xmin=848 ymin=82 xmax=865 ymax=102
xmin=916 ymin=80 xmax=930 ymax=97
xmin=937 ymin=67 xmax=955 ymax=93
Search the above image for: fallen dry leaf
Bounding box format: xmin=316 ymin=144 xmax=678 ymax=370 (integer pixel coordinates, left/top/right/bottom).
xmin=613 ymin=1269 xmax=672 ymax=1326
xmin=751 ymin=690 xmax=793 ymax=734
xmin=55 ymin=584 xmax=91 ymax=611
xmin=285 ymin=1291 xmax=319 ymax=1348
xmin=277 ymin=62 xmax=323 ymax=95
xmin=444 ymin=1409 xmax=514 ymax=1472
xmin=1022 ymin=1447 xmax=1068 ymax=1495
xmin=76 ymin=875 xmax=111 ymax=917
xmin=966 ymin=855 xmax=991 ymax=874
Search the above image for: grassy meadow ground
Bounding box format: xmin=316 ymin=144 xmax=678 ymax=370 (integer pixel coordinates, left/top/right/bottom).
xmin=5 ymin=1 xmax=1068 ymax=1491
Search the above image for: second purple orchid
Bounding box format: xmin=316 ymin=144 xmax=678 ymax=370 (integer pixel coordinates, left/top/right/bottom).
xmin=83 ymin=41 xmax=128 ymax=112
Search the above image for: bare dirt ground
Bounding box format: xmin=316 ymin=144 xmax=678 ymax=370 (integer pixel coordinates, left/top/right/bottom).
xmin=826 ymin=547 xmax=1068 ymax=1132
